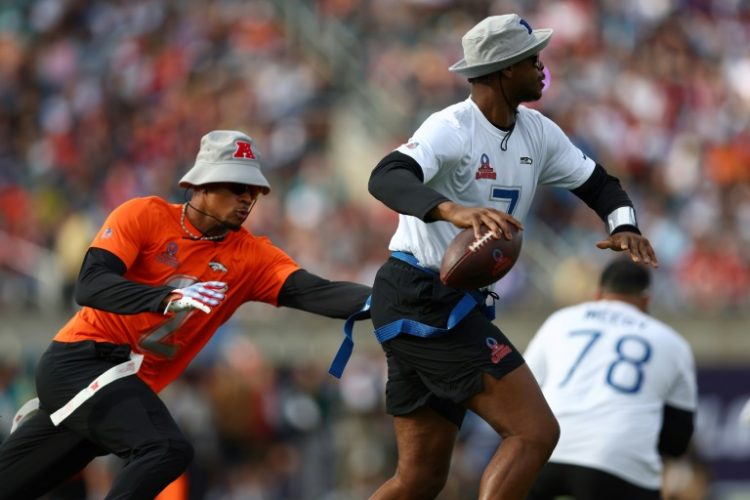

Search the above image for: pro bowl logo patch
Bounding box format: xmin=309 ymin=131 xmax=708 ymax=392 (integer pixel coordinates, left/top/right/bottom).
xmin=486 ymin=337 xmax=512 ymax=364
xmin=491 ymin=248 xmax=507 ymax=275
xmin=156 ymin=242 xmax=179 ymax=268
xmin=475 ymin=154 xmax=497 ymax=180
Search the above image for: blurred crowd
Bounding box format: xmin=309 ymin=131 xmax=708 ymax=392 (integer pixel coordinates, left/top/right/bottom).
xmin=0 ymin=0 xmax=748 ymax=498
xmin=0 ymin=0 xmax=749 ymax=314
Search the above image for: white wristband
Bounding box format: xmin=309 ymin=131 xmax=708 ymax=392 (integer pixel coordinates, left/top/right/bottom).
xmin=607 ymin=206 xmax=637 ymax=233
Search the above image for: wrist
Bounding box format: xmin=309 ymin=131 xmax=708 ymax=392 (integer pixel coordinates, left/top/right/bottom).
xmin=607 ymin=206 xmax=638 ymax=234
xmin=430 ymin=201 xmax=457 ymax=221
xmin=160 ymin=292 xmax=180 ymax=310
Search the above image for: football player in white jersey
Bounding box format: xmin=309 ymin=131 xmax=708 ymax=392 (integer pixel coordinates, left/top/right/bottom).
xmin=365 ymin=13 xmax=659 ymax=500
xmin=525 ymin=259 xmax=696 ymax=500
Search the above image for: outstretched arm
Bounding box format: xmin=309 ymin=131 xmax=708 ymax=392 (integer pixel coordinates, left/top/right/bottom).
xmin=571 ymin=164 xmax=658 ymax=267
xmin=277 ymin=269 xmax=371 ymax=319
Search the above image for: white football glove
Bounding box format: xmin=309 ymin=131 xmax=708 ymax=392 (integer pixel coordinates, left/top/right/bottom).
xmin=164 ymin=281 xmax=228 ymax=315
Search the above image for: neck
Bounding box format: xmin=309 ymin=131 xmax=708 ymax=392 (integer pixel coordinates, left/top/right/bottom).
xmin=471 ymin=79 xmax=516 ymax=129
xmin=598 ymin=292 xmax=649 ymax=313
xmin=184 ymin=202 xmax=227 ymax=239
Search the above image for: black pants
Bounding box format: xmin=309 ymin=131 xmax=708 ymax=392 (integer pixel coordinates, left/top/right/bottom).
xmin=0 ymin=341 xmax=193 ymax=500
xmin=527 ymin=462 xmax=662 ymax=500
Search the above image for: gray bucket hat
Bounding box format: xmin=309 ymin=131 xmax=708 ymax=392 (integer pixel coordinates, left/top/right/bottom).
xmin=449 ymin=14 xmax=553 ymax=78
xmin=179 ymin=130 xmax=271 ymax=194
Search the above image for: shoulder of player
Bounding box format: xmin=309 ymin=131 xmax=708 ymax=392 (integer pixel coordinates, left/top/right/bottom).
xmin=224 ymin=230 xmax=299 ymax=272
xmin=229 ymin=229 xmax=278 ymax=251
xmin=116 ymin=195 xmax=170 ymax=210
xmin=516 ymin=105 xmax=547 ymax=119
xmin=430 ymin=99 xmax=477 ymax=131
xmin=646 ymin=315 xmax=693 ymax=352
xmin=110 ymin=196 xmax=173 ymax=219
xmin=609 ymin=303 xmax=693 ymax=353
xmin=536 ymin=303 xmax=586 ymax=333
xmin=516 ymin=105 xmax=556 ymax=132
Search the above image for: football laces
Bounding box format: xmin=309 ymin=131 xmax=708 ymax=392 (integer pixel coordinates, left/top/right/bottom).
xmin=468 ymin=230 xmax=495 ymax=253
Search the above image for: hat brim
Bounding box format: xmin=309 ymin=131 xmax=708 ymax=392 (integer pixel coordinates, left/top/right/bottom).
xmin=449 ymin=29 xmax=553 ymax=78
xmin=179 ymin=162 xmax=271 ymax=194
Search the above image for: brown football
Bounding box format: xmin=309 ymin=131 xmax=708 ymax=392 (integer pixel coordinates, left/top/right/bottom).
xmin=440 ymin=225 xmax=523 ymax=289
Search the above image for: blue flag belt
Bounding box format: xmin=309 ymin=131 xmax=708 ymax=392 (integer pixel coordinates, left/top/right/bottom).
xmin=328 ymin=251 xmax=496 ymax=378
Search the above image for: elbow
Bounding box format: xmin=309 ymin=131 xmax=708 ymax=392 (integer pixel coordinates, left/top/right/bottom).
xmin=73 ymin=281 xmax=92 ymax=307
xmin=368 ymin=172 xmax=383 ymax=199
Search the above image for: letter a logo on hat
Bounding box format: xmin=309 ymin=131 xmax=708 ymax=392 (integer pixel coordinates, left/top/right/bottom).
xmin=233 ymin=140 xmax=256 ymax=160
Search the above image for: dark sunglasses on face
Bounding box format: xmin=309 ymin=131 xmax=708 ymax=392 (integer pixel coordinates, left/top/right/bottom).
xmin=216 ymin=183 xmax=262 ymax=197
xmin=526 ymin=53 xmax=542 ymax=69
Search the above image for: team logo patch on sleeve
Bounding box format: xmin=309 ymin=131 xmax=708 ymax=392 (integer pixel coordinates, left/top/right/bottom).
xmin=520 ymin=156 xmax=533 ymax=165
xmin=475 ymin=154 xmax=497 ymax=180
xmin=486 ymin=337 xmax=512 ymax=364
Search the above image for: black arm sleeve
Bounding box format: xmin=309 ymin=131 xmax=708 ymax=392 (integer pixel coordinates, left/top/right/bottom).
xmin=277 ymin=269 xmax=371 ymax=319
xmin=658 ymin=405 xmax=695 ymax=457
xmin=368 ymin=151 xmax=451 ymax=221
xmin=570 ymin=164 xmax=640 ymax=235
xmin=74 ymin=248 xmax=175 ymax=314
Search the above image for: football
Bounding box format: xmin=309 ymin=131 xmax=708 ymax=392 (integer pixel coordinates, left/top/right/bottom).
xmin=440 ymin=225 xmax=523 ymax=289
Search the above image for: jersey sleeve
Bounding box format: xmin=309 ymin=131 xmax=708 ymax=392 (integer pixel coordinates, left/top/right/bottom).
xmin=537 ymin=115 xmax=596 ymax=189
xmin=395 ymin=113 xmax=467 ymax=184
xmin=664 ymin=337 xmax=698 ymax=411
xmin=89 ymin=198 xmax=153 ymax=269
xmin=242 ymin=236 xmax=301 ymax=305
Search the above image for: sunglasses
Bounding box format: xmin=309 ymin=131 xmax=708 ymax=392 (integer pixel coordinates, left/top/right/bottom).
xmin=210 ymin=183 xmax=263 ymax=197
xmin=525 ymin=54 xmax=543 ymax=69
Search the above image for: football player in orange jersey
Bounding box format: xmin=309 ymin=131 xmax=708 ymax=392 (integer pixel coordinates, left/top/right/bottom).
xmin=0 ymin=130 xmax=372 ymax=499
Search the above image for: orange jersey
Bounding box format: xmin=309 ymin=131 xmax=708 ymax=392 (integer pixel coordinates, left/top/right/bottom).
xmin=54 ymin=196 xmax=300 ymax=392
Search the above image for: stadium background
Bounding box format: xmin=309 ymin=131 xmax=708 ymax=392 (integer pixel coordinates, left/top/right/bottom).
xmin=0 ymin=0 xmax=748 ymax=498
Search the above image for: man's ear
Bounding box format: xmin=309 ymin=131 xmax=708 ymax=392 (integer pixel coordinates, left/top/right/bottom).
xmin=500 ymin=66 xmax=514 ymax=79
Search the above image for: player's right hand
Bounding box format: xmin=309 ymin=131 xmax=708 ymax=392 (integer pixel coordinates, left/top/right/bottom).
xmin=163 ymin=281 xmax=228 ymax=314
xmin=431 ymin=201 xmax=523 ymax=240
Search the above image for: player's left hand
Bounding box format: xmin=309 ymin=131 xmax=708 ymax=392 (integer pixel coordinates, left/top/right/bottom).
xmin=596 ymin=231 xmax=658 ymax=267
xmin=163 ymin=281 xmax=228 ymax=314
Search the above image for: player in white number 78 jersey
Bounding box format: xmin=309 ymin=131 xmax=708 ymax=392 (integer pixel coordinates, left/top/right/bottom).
xmin=525 ymin=259 xmax=697 ymax=500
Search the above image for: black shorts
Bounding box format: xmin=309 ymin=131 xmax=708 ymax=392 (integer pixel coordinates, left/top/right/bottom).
xmin=371 ymin=256 xmax=525 ymax=427
xmin=527 ymin=462 xmax=662 ymax=500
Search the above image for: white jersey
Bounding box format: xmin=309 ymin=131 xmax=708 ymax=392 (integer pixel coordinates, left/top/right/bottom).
xmin=524 ymin=300 xmax=697 ymax=489
xmin=390 ymin=97 xmax=595 ymax=271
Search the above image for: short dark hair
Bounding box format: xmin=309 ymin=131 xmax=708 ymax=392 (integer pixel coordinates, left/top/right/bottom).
xmin=599 ymin=258 xmax=651 ymax=295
